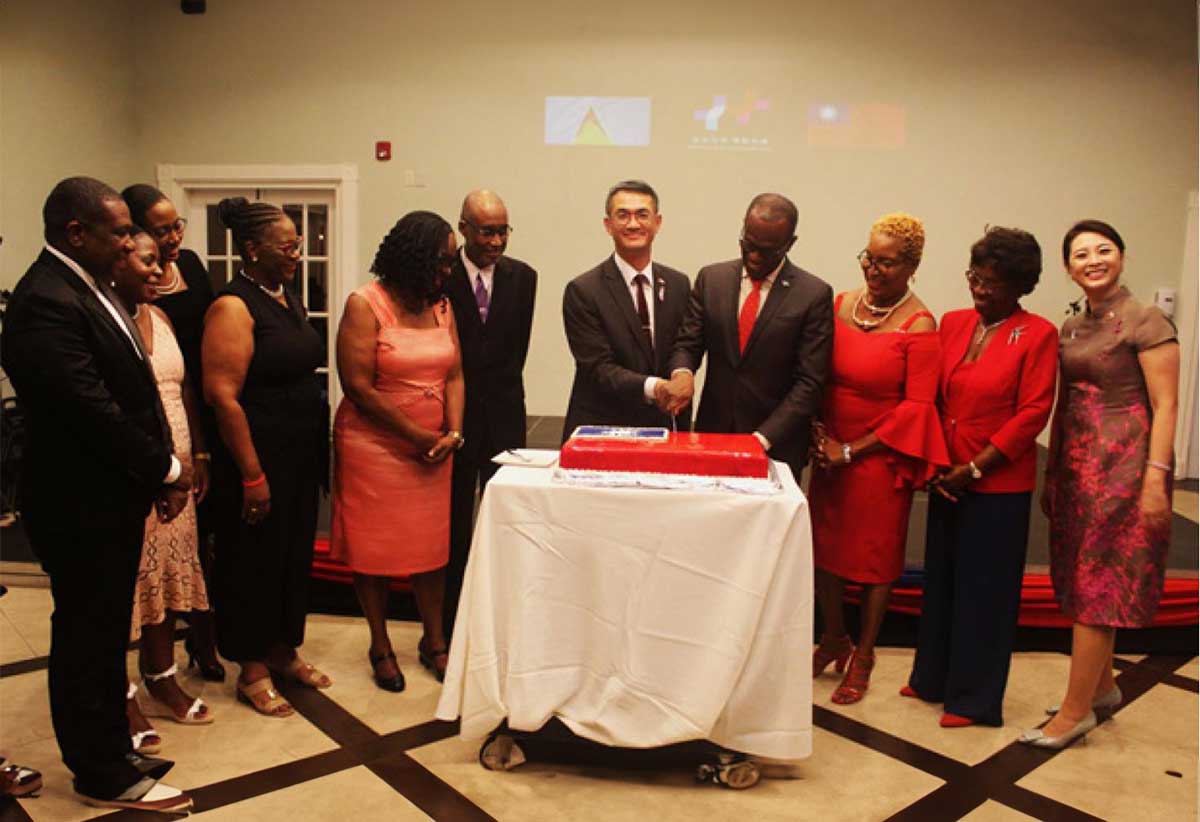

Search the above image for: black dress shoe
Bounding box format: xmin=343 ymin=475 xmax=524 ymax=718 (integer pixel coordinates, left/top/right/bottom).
xmin=369 ymin=650 xmax=406 ymax=692
xmin=186 ymin=635 xmax=228 ymax=682
xmin=125 ymin=752 xmax=174 ymax=781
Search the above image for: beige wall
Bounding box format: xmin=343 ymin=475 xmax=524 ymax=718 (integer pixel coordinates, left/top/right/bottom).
xmin=0 ymin=1 xmax=142 ymax=282
xmin=3 ymin=0 xmax=1196 ymax=417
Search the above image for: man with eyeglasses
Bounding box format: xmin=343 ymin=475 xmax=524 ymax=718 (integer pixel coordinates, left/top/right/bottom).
xmin=561 ymin=180 xmax=692 ymax=440
xmin=665 ymin=193 xmax=833 ymax=482
xmin=1 ymin=177 xmax=193 ymax=812
xmin=443 ymin=189 xmax=537 ymax=638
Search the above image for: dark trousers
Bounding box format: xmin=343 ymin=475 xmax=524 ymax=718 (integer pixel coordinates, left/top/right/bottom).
xmin=444 ymin=452 xmax=499 ymax=638
xmin=31 ymin=518 xmax=144 ymax=798
xmin=908 ymin=491 xmax=1031 ymax=726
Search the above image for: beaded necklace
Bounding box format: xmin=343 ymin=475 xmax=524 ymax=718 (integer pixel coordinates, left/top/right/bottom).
xmin=851 ymin=287 xmax=912 ymax=330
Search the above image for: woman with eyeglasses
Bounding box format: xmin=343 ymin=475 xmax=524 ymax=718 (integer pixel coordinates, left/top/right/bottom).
xmin=1020 ymin=221 xmax=1178 ymax=749
xmin=330 ymin=211 xmax=464 ymax=690
xmin=121 ymin=185 xmax=225 ymax=684
xmin=202 ymin=197 xmax=331 ymax=717
xmin=808 ymin=213 xmax=948 ymax=704
xmin=903 ymin=227 xmax=1057 ymax=728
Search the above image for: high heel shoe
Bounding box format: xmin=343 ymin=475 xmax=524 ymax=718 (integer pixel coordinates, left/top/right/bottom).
xmin=141 ymin=664 xmax=214 ymax=724
xmin=1045 ymin=685 xmax=1121 ymax=716
xmin=831 ymin=651 xmax=875 ymax=705
xmin=127 ymin=683 xmax=163 ymax=754
xmin=418 ymin=637 xmax=448 ymax=683
xmin=1019 ymin=710 xmax=1097 ymax=749
xmin=369 ymin=650 xmax=406 ymax=692
xmin=812 ymin=635 xmax=853 ymax=677
xmin=184 ymin=635 xmax=226 ymax=683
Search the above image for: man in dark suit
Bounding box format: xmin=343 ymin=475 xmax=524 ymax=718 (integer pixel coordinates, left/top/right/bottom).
xmin=2 ymin=177 xmax=193 ymax=812
xmin=561 ymin=180 xmax=691 ymax=440
xmin=443 ymin=190 xmax=537 ymax=636
xmin=665 ymin=193 xmax=833 ymax=480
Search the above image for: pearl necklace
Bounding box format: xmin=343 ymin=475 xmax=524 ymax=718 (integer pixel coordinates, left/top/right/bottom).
xmin=974 ymin=316 xmax=1007 ymax=346
xmin=155 ymin=263 xmax=181 ymax=295
xmin=851 ymin=287 xmax=912 ymax=329
xmin=239 ymin=270 xmax=285 ymax=299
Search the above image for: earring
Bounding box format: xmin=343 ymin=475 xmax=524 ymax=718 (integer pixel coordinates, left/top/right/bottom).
xmin=250 ymin=256 xmax=258 ymax=263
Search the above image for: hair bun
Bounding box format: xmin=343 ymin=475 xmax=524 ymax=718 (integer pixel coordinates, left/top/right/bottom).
xmin=216 ymin=197 xmax=251 ymax=230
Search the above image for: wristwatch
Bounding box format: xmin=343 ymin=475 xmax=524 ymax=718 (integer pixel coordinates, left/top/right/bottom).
xmin=968 ymin=460 xmax=983 ymax=480
xmin=842 ymin=443 xmax=853 ymax=464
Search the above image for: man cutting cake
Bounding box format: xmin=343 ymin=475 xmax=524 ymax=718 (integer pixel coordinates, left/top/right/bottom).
xmin=561 ymin=180 xmax=692 ymax=440
xmin=663 ymin=193 xmax=834 ymax=482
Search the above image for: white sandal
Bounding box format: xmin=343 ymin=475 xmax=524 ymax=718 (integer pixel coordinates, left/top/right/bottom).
xmin=126 ymin=683 xmax=163 ymax=753
xmin=141 ymin=664 xmax=214 ymax=725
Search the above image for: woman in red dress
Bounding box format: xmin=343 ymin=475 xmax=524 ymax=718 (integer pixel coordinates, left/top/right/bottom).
xmin=809 ymin=213 xmax=948 ymax=704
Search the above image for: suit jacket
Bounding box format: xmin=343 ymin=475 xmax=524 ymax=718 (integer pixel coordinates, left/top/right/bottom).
xmin=445 ymin=254 xmax=537 ymax=462
xmin=2 ymin=249 xmax=172 ymax=536
xmin=938 ymin=307 xmax=1057 ymax=493
xmin=561 ymin=255 xmax=691 ymax=440
xmin=668 ymin=258 xmax=833 ymax=472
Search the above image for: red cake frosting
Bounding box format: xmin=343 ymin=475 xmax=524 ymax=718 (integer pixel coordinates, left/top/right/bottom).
xmin=559 ymin=432 xmax=769 ymax=478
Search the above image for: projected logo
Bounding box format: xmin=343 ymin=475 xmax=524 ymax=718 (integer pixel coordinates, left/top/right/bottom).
xmin=545 ymin=97 xmax=651 ymax=147
xmin=807 ymin=103 xmax=906 ymax=149
xmin=689 ymin=91 xmax=771 ymax=151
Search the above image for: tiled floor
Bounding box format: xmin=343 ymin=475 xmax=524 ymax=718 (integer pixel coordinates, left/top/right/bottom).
xmin=1 ymin=587 xmax=1195 ymax=822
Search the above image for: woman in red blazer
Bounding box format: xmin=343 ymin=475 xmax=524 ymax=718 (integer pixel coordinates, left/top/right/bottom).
xmin=902 ymin=227 xmax=1057 ymax=727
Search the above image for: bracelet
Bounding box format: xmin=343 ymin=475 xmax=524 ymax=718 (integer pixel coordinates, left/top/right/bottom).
xmin=193 ymin=452 xmax=211 ymax=462
xmin=842 ymin=443 xmax=853 ymax=464
xmin=968 ymin=461 xmax=984 ymax=480
xmin=242 ymin=474 xmax=267 ymax=488
xmin=1146 ymin=460 xmax=1173 ymax=473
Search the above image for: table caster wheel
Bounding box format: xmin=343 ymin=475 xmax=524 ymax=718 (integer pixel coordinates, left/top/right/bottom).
xmin=695 ymin=752 xmax=760 ymax=790
xmin=479 ymin=733 xmax=526 ymax=771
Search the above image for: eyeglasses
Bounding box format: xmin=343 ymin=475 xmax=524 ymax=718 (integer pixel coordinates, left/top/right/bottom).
xmin=149 ymin=218 xmax=188 ymax=240
xmin=268 ymin=238 xmax=304 ymax=257
xmin=965 ymin=268 xmax=1004 ymax=294
xmin=462 ymin=220 xmax=513 ymax=239
xmin=609 ymin=208 xmax=655 ymax=225
xmin=740 ymin=233 xmax=794 ymax=259
xmin=857 ymin=250 xmax=905 ymax=273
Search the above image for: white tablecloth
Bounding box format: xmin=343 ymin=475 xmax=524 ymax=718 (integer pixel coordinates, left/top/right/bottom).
xmin=434 ymin=461 xmax=813 ymax=760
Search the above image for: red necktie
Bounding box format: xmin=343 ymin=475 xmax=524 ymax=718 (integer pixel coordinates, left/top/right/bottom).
xmin=738 ymin=278 xmax=762 ymax=353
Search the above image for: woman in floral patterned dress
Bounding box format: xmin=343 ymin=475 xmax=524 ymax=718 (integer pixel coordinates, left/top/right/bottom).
xmin=1022 ymin=220 xmax=1178 ymax=749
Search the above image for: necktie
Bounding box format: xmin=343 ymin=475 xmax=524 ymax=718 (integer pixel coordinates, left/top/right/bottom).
xmin=633 ymin=273 xmax=652 ymax=348
xmin=738 ymin=278 xmax=763 ymax=353
xmin=474 ymin=274 xmax=489 ymax=323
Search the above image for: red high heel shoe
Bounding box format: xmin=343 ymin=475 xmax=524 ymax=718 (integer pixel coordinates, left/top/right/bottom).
xmin=831 ymin=651 xmax=875 ymax=704
xmin=812 ymin=635 xmax=853 ymax=677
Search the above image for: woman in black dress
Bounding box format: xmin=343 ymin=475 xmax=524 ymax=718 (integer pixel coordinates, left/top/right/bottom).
xmin=202 ymin=197 xmax=330 ymax=717
xmin=122 ymin=184 xmax=225 ymax=682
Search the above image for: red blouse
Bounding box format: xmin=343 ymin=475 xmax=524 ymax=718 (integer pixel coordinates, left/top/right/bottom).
xmin=939 ymin=308 xmax=1058 ymax=493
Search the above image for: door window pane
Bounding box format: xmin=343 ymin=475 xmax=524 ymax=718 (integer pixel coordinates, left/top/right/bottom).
xmin=207 ymin=259 xmax=228 ymax=292
xmin=308 ymin=317 xmax=329 ymax=366
xmin=283 ymin=204 xmax=303 ymax=239
xmin=206 ymin=205 xmax=227 ymax=255
xmin=308 ymin=205 xmax=328 ymax=256
xmin=307 ymin=262 xmax=328 ymax=312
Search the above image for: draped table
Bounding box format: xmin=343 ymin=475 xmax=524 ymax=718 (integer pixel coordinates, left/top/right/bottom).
xmin=435 ymin=461 xmax=813 ymax=761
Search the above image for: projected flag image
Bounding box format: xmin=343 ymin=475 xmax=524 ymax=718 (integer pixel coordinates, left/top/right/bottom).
xmin=544 ymin=97 xmax=651 ymax=147
xmin=807 ymin=103 xmax=906 ymax=149
xmin=688 ymin=90 xmax=772 ymax=151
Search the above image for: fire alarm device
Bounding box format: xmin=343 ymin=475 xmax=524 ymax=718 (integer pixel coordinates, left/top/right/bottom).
xmin=375 ymin=141 xmax=392 ymax=161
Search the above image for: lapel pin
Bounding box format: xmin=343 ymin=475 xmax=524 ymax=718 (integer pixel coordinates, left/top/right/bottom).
xmin=657 ymin=281 xmax=665 ymax=302
xmin=1008 ymin=326 xmax=1025 ymax=345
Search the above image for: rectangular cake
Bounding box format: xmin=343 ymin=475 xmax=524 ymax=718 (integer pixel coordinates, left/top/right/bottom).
xmin=559 ymin=429 xmax=769 ymax=479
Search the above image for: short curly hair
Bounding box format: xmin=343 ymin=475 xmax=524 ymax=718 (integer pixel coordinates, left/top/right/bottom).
xmin=370 ymin=211 xmax=453 ymax=314
xmin=969 ymin=226 xmax=1042 ymax=296
xmin=871 ymin=212 xmax=925 ymax=265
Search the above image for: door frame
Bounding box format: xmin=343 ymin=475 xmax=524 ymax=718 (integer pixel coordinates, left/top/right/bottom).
xmin=156 ymin=163 xmax=359 ymax=410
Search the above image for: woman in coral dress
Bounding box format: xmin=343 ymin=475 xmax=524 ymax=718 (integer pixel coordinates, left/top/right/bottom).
xmin=332 ymin=211 xmax=465 ymax=691
xmin=1022 ymin=220 xmax=1178 ymax=749
xmin=809 ymin=213 xmax=948 ymax=705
